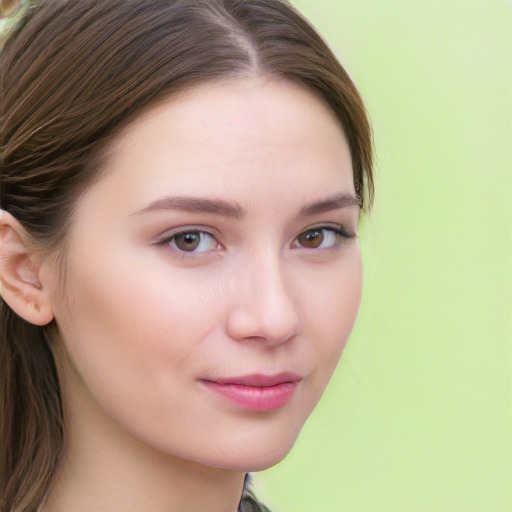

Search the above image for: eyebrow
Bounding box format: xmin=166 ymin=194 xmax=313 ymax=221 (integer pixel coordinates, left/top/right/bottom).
xmin=299 ymin=193 xmax=361 ymax=216
xmin=134 ymin=192 xmax=360 ymax=219
xmin=134 ymin=196 xmax=245 ymax=219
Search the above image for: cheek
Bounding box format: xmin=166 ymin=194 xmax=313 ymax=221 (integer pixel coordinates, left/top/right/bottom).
xmin=303 ymin=248 xmax=363 ymax=396
xmin=51 ymin=252 xmax=207 ymax=407
xmin=56 ymin=259 xmax=213 ymax=368
xmin=50 ymin=255 xmax=228 ymax=454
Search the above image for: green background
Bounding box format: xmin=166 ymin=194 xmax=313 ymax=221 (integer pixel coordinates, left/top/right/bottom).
xmin=253 ymin=1 xmax=512 ymax=511
xmin=2 ymin=1 xmax=510 ymax=511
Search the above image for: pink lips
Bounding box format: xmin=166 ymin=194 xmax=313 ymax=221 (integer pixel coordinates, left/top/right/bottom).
xmin=202 ymin=372 xmax=301 ymax=411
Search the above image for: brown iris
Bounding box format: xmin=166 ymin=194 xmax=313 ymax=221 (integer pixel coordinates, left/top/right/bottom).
xmin=297 ymin=229 xmax=324 ymax=248
xmin=174 ymin=232 xmax=201 ymax=252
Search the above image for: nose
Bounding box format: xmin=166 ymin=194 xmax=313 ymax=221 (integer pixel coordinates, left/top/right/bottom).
xmin=225 ymin=254 xmax=302 ymax=346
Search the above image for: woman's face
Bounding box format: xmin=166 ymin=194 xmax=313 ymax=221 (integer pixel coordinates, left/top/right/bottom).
xmin=46 ymin=79 xmax=362 ymax=471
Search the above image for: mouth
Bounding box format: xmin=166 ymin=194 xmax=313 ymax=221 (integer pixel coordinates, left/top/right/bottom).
xmin=201 ymin=372 xmax=302 ymax=411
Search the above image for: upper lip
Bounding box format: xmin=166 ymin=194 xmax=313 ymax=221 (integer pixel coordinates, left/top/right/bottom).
xmin=204 ymin=372 xmax=303 ymax=387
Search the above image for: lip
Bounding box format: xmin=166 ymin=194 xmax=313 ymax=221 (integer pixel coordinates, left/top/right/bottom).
xmin=201 ymin=372 xmax=302 ymax=411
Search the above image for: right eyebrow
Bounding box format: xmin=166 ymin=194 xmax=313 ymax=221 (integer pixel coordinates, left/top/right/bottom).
xmin=133 ymin=196 xmax=246 ymax=220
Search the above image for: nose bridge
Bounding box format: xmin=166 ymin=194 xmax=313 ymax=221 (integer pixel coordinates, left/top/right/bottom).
xmin=227 ymin=246 xmax=302 ymax=345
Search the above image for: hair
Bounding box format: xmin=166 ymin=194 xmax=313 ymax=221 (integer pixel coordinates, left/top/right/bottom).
xmin=0 ymin=1 xmax=374 ymax=510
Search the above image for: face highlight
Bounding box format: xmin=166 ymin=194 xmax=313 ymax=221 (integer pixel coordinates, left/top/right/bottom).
xmin=46 ymin=79 xmax=363 ymax=472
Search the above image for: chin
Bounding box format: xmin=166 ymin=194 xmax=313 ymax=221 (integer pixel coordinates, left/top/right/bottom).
xmin=206 ymin=425 xmax=302 ymax=473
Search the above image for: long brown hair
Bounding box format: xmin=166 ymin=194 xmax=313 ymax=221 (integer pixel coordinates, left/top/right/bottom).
xmin=0 ymin=1 xmax=373 ymax=510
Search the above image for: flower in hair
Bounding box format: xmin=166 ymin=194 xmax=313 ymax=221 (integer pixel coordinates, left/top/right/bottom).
xmin=0 ymin=0 xmax=24 ymax=19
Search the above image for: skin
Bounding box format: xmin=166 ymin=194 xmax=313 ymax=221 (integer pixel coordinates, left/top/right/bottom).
xmin=2 ymin=78 xmax=363 ymax=511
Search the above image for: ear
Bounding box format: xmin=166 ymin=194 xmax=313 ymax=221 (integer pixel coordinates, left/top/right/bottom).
xmin=0 ymin=210 xmax=54 ymax=326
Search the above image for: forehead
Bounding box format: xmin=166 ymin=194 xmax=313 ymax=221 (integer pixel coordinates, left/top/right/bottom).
xmin=86 ymin=78 xmax=355 ymax=213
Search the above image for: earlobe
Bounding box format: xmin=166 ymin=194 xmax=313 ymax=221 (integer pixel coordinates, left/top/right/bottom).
xmin=0 ymin=210 xmax=54 ymax=326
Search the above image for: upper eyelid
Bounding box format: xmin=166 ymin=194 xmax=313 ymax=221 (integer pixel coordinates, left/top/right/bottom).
xmin=299 ymin=222 xmax=356 ymax=236
xmin=154 ymin=225 xmax=219 ymax=243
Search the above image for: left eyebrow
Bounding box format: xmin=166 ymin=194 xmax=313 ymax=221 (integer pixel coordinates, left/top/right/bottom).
xmin=299 ymin=193 xmax=361 ymax=216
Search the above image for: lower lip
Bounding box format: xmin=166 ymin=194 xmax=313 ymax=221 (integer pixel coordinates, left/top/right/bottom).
xmin=202 ymin=381 xmax=298 ymax=411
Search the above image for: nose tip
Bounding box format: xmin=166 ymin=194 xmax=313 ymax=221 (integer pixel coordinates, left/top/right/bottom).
xmin=226 ymin=266 xmax=302 ymax=346
xmin=226 ymin=304 xmax=301 ymax=346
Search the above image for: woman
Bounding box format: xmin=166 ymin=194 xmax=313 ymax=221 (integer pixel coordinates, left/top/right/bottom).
xmin=0 ymin=0 xmax=374 ymax=510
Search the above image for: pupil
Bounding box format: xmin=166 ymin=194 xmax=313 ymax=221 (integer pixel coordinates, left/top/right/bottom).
xmin=176 ymin=232 xmax=200 ymax=251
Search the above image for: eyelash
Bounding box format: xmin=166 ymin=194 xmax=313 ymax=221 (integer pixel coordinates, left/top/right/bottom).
xmin=155 ymin=224 xmax=355 ymax=257
xmin=292 ymin=225 xmax=355 ymax=250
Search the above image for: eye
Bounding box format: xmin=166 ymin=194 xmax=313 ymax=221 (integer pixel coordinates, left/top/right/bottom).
xmin=158 ymin=230 xmax=219 ymax=254
xmin=294 ymin=226 xmax=353 ymax=249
